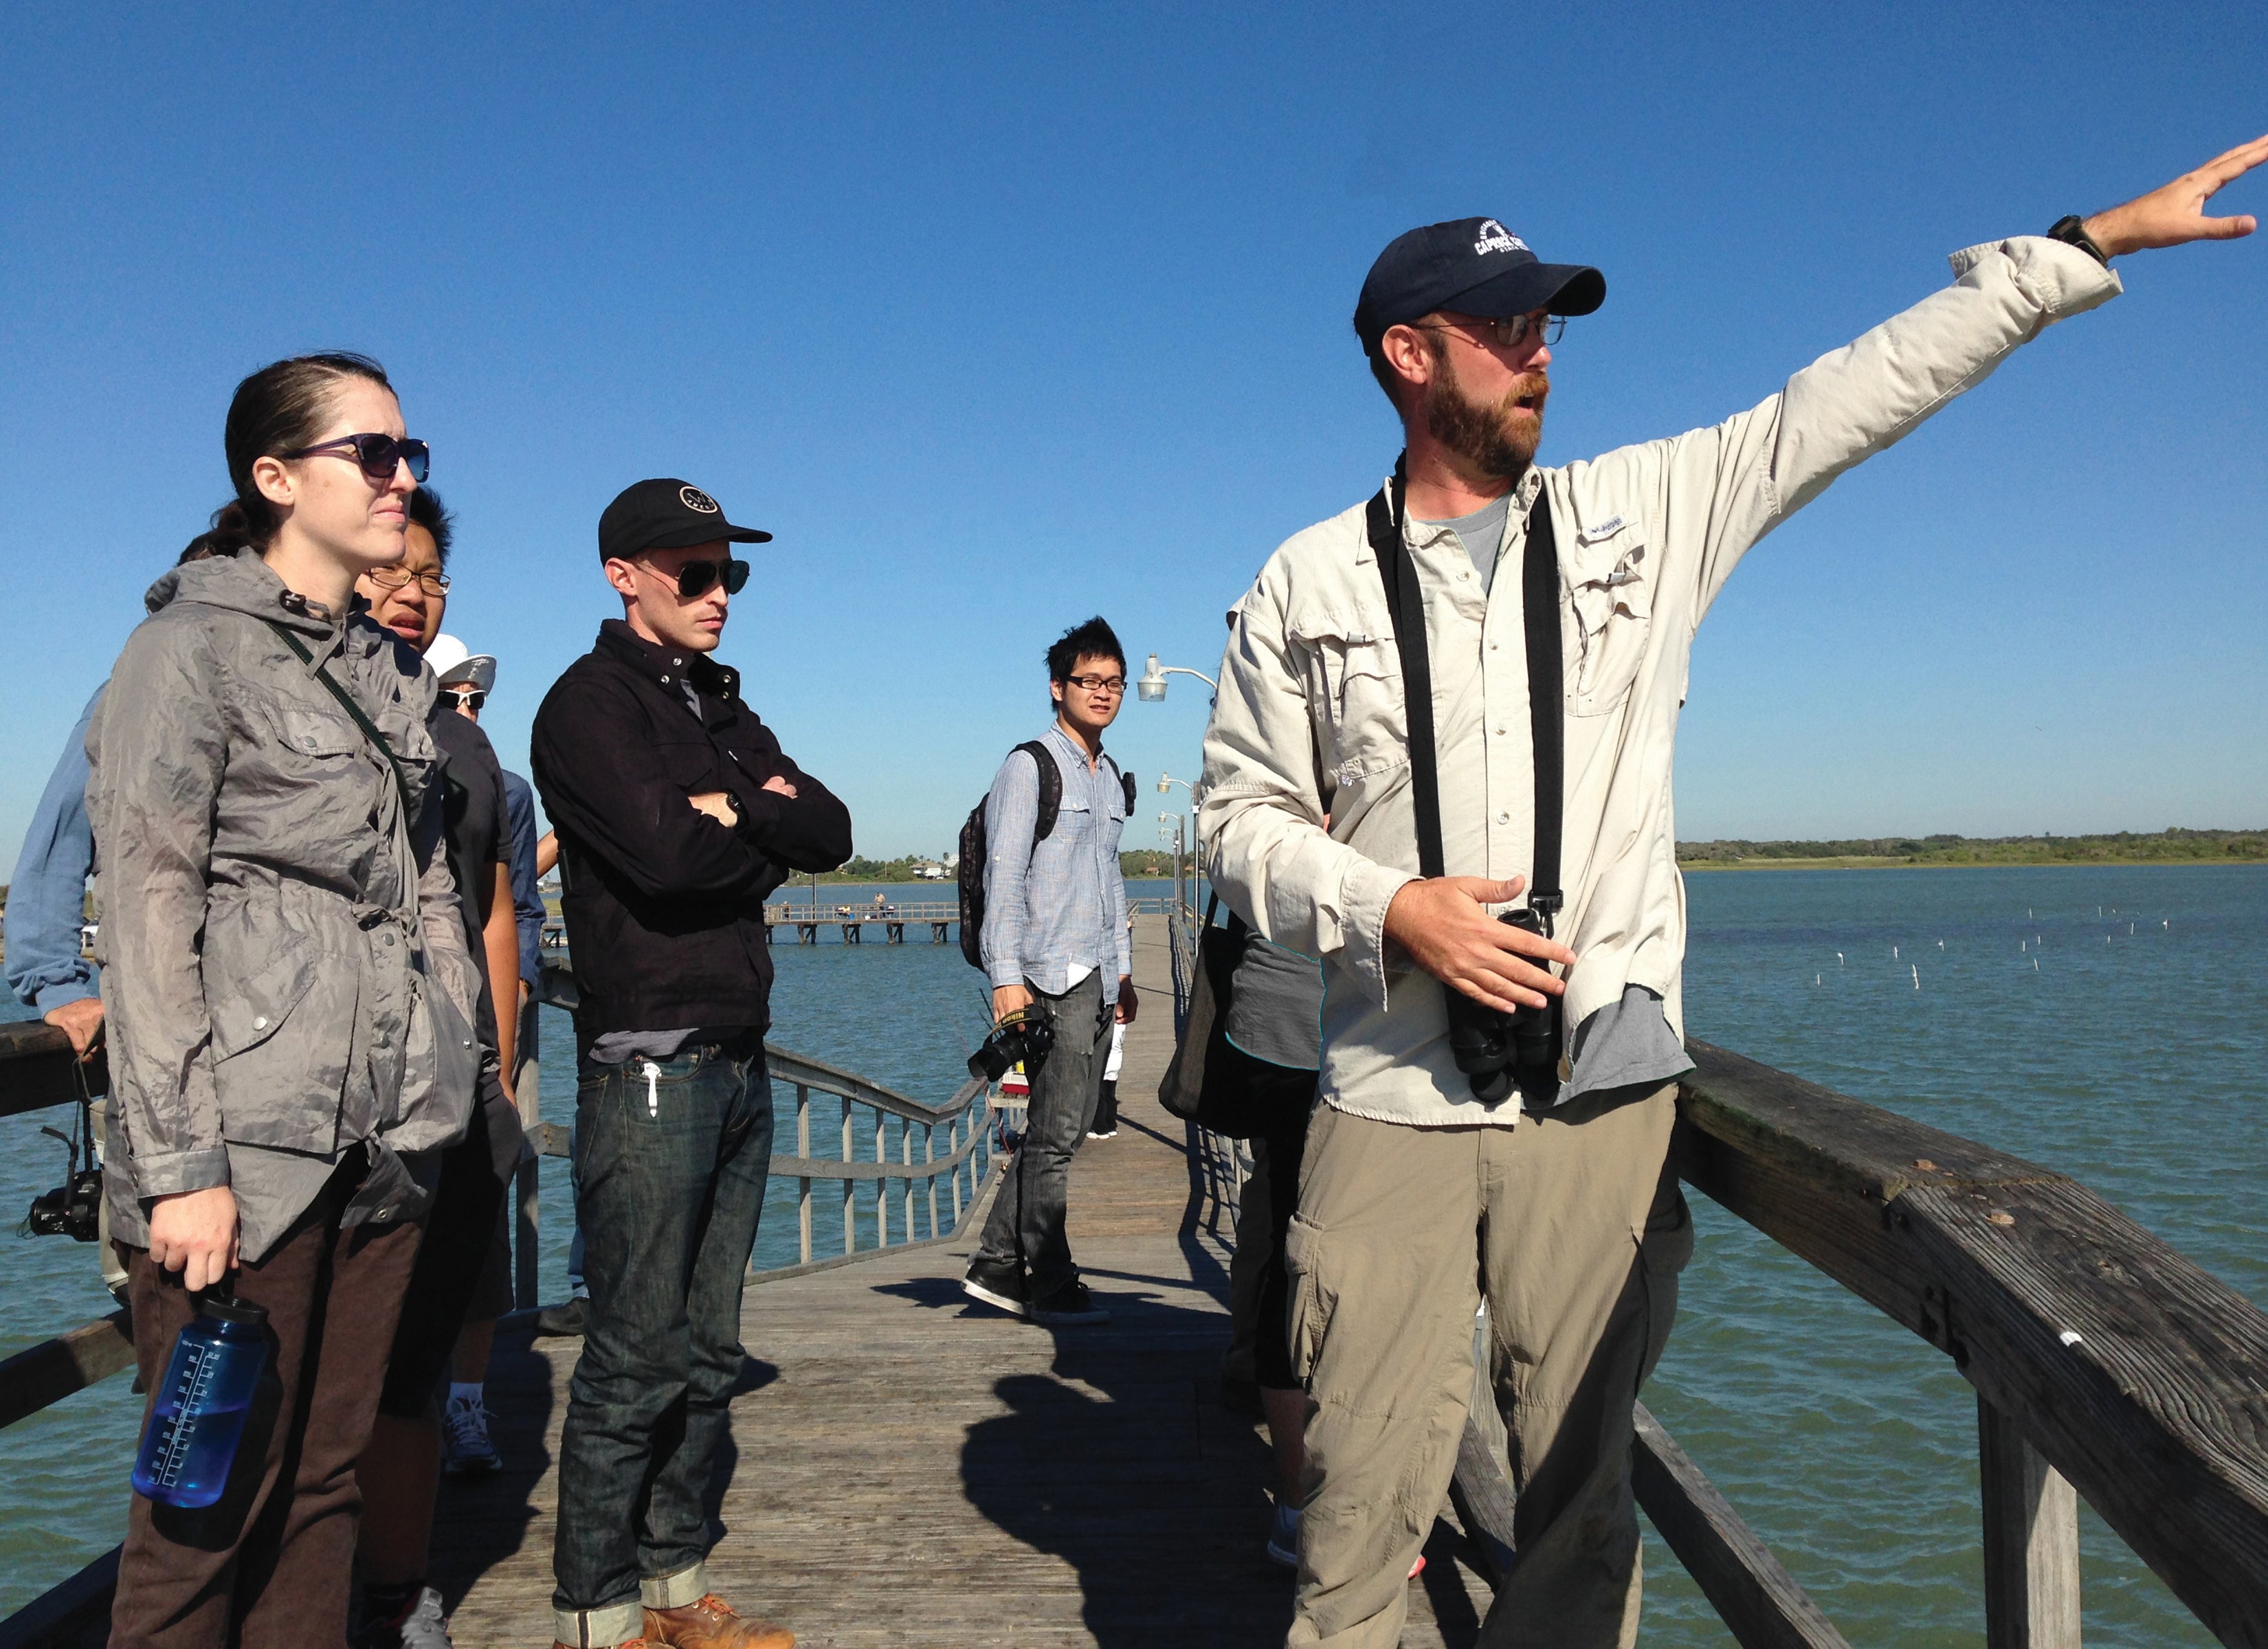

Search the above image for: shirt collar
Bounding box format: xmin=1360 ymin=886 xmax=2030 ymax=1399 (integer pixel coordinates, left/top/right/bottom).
xmin=1043 ymin=721 xmax=1105 ymax=771
xmin=595 ymin=618 xmax=742 ymax=702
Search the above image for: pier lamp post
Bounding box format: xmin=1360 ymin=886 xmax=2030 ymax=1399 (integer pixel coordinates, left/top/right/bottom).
xmin=1158 ymin=811 xmax=1191 ymax=917
xmin=1135 ymin=653 xmax=1216 ymax=702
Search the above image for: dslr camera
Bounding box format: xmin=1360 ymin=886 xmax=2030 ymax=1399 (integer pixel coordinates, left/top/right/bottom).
xmin=25 ymin=1165 xmax=102 ymax=1242
xmin=1444 ymin=904 xmax=1563 ymax=1107
xmin=967 ymin=1005 xmax=1054 ymax=1085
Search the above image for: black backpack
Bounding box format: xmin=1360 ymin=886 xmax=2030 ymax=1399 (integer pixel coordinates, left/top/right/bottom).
xmin=958 ymin=741 xmax=1137 ymax=969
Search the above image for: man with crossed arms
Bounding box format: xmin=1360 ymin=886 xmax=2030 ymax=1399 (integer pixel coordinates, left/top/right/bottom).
xmin=1199 ymin=137 xmax=2265 ymax=1648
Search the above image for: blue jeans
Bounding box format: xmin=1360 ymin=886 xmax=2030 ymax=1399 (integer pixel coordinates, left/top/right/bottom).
xmin=551 ymin=1040 xmax=773 ymax=1645
xmin=974 ymin=971 xmax=1109 ymax=1294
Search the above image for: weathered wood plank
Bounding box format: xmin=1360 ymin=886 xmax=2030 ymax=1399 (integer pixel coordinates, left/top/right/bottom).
xmin=0 ymin=1310 xmax=134 ymax=1433
xmin=1631 ymin=1402 xmax=1854 ymax=1649
xmin=0 ymin=1544 xmax=116 ymax=1649
xmin=1679 ymin=1039 xmax=2268 ymax=1649
xmin=0 ymin=1020 xmax=106 ymax=1122
xmin=1979 ymin=1392 xmax=2082 ymax=1649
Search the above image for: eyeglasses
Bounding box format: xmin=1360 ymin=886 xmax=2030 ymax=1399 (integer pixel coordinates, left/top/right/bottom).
xmin=1065 ymin=675 xmax=1127 ymax=695
xmin=1416 ymin=313 xmax=1564 ymax=351
xmin=441 ymin=687 xmax=487 ymax=712
xmin=364 ymin=565 xmax=451 ymax=597
xmin=649 ymin=557 xmax=750 ymax=599
xmin=280 ymin=433 xmax=432 ymax=484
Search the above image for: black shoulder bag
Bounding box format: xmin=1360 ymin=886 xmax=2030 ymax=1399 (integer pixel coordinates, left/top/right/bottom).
xmin=1366 ymin=456 xmax=1566 ymax=1106
xmin=1158 ymin=895 xmax=1313 ymax=1139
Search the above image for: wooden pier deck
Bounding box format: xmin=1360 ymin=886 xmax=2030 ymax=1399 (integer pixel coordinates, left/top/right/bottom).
xmin=426 ymin=915 xmax=1494 ymax=1647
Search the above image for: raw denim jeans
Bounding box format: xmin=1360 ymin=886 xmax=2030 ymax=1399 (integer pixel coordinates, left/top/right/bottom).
xmin=552 ymin=1038 xmax=773 ymax=1647
xmin=974 ymin=970 xmax=1109 ymax=1294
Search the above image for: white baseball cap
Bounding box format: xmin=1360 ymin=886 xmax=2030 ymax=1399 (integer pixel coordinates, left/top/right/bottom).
xmin=425 ymin=633 xmax=497 ymax=695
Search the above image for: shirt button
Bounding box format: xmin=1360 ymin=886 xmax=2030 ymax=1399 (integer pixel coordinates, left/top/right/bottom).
xmin=1498 ymin=811 xmax=1510 ymax=823
xmin=253 ymin=1015 xmax=269 ymax=1031
xmin=1489 ymin=642 xmax=1500 ymax=651
xmin=1494 ymin=727 xmax=1505 ymax=735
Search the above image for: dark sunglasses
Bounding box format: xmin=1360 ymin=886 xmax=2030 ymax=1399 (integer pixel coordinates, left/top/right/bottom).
xmin=654 ymin=557 xmax=750 ymax=599
xmin=280 ymin=433 xmax=432 ymax=484
xmin=441 ymin=687 xmax=487 ymax=713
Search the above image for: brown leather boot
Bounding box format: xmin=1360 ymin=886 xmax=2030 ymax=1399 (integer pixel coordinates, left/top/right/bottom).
xmin=641 ymin=1593 xmax=794 ymax=1649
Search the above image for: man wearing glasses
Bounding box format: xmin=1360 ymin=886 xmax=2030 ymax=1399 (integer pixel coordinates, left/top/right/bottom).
xmin=961 ymin=616 xmax=1136 ymax=1327
xmin=1201 ymin=138 xmax=2267 ymax=1649
xmin=531 ymin=479 xmax=849 ymax=1649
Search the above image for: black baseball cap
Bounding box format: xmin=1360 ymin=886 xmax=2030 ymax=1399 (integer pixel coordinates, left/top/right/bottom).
xmin=1353 ymin=218 xmax=1605 ymax=355
xmin=597 ymin=478 xmax=772 ymax=563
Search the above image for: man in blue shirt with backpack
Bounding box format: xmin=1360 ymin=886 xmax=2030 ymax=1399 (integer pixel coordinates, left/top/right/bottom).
xmin=962 ymin=616 xmax=1137 ymax=1326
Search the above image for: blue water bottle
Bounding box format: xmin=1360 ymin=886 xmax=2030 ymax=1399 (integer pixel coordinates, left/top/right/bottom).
xmin=131 ymin=1293 xmax=270 ymax=1508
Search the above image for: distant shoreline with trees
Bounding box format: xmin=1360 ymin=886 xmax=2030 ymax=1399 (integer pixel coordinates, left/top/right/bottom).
xmin=1676 ymin=828 xmax=2266 ymax=871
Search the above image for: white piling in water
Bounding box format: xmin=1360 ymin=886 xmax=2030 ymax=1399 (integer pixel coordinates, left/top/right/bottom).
xmin=1911 ymin=965 xmax=1920 ymax=989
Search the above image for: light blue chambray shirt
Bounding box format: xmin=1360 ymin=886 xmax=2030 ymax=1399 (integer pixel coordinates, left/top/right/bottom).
xmin=979 ymin=724 xmax=1131 ymax=1003
xmin=5 ymin=684 xmax=104 ymax=1013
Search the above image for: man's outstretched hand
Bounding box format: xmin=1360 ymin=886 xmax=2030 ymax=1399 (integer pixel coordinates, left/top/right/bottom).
xmin=2084 ymin=134 xmax=2267 ymax=257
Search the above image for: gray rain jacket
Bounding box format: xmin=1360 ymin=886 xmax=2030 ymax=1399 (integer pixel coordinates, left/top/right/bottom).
xmin=86 ymin=551 xmax=483 ymax=1262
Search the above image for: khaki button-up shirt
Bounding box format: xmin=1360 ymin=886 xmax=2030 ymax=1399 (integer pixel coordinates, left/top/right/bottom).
xmin=1199 ymin=236 xmax=2121 ymax=1129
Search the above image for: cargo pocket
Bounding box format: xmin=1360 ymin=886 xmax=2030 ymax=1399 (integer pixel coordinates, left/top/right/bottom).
xmin=1633 ymin=1170 xmax=1695 ymax=1388
xmin=1284 ymin=1211 xmax=1338 ymax=1387
xmin=1566 ymin=517 xmax=1654 ymax=717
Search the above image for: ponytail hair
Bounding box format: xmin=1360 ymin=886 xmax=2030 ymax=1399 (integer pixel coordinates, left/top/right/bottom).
xmin=223 ymin=353 xmax=394 ymax=547
xmin=178 ymin=500 xmax=254 ymax=564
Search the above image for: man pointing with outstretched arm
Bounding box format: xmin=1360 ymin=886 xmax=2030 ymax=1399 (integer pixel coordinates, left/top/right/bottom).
xmin=1199 ymin=138 xmax=2265 ymax=1649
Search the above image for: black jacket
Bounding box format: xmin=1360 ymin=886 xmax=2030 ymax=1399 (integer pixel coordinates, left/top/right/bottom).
xmin=530 ymin=620 xmax=852 ymax=1044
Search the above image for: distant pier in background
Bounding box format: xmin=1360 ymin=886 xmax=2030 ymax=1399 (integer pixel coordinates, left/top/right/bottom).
xmin=765 ymin=899 xmax=959 ymax=945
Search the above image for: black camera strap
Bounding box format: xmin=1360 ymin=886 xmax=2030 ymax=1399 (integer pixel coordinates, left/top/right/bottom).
xmin=1364 ymin=456 xmax=1564 ymax=918
xmin=260 ymin=618 xmax=417 ymax=825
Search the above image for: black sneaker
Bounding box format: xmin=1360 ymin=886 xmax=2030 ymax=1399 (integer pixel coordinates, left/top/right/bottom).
xmin=1030 ymin=1279 xmax=1110 ymax=1325
xmin=962 ymin=1258 xmax=1030 ymax=1318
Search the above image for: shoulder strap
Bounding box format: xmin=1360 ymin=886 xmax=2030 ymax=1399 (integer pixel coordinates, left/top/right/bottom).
xmin=1365 ymin=460 xmax=1564 ymax=916
xmin=261 ymin=620 xmax=416 ymax=822
xmin=1366 ymin=458 xmax=1446 ymax=879
xmin=1014 ymin=740 xmax=1061 ymax=843
xmin=1522 ymin=496 xmax=1564 ymax=919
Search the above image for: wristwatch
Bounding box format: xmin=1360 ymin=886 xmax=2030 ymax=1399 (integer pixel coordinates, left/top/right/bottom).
xmin=2047 ymin=214 xmax=2110 ymax=266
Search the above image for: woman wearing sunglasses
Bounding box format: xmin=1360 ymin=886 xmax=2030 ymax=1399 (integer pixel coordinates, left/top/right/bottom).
xmin=87 ymin=352 xmax=481 ymax=1649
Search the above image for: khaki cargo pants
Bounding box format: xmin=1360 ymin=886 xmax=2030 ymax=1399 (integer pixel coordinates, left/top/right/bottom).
xmin=1284 ymin=1081 xmax=1693 ymax=1649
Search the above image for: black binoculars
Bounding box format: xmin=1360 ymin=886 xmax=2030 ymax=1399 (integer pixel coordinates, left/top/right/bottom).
xmin=1445 ymin=908 xmax=1562 ymax=1106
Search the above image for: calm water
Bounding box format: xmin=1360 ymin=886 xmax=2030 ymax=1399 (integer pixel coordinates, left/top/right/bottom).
xmin=4 ymin=868 xmax=2262 ymax=1644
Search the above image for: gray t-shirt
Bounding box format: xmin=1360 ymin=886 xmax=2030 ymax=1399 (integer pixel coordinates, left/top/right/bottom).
xmin=1416 ymin=492 xmax=1513 ymax=596
xmin=1224 ymin=932 xmax=1325 ymax=1071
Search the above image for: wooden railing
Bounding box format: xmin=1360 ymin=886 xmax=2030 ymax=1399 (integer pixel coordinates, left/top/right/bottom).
xmin=528 ymin=963 xmax=1007 ymax=1277
xmin=1441 ymin=1039 xmax=2268 ymax=1649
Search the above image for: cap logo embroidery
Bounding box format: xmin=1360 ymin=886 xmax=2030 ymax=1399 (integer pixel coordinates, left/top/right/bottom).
xmin=678 ymin=485 xmax=720 ymax=514
xmin=1473 ymin=221 xmax=1528 ymax=256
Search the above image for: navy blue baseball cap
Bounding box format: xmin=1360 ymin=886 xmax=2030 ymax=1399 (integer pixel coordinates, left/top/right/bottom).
xmin=1353 ymin=218 xmax=1605 ymax=355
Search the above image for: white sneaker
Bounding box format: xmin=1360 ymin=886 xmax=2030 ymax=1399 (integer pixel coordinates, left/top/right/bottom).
xmin=441 ymin=1393 xmax=500 ymax=1477
xmin=366 ymin=1585 xmax=452 ymax=1649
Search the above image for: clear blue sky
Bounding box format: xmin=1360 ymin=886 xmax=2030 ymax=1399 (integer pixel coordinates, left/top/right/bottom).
xmin=3 ymin=1 xmax=2261 ymax=866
